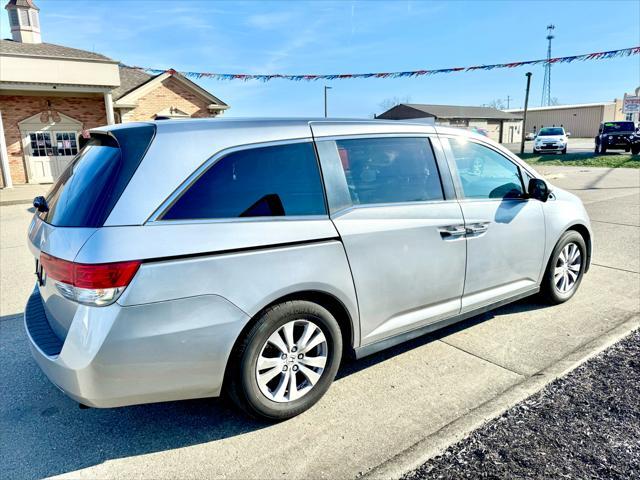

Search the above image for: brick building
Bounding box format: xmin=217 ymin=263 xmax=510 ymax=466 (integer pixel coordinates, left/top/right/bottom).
xmin=0 ymin=0 xmax=228 ymax=187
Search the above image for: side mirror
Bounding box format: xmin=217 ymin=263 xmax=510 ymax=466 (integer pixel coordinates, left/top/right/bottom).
xmin=528 ymin=178 xmax=550 ymax=202
xmin=33 ymin=196 xmax=49 ymax=212
xmin=566 ymin=132 xmax=572 ymax=137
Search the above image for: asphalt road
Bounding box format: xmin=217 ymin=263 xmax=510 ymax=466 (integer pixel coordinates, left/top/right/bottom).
xmin=504 ymin=137 xmax=597 ymax=154
xmin=0 ymin=166 xmax=639 ymax=479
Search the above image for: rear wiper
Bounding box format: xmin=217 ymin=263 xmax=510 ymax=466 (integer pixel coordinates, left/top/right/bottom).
xmin=33 ymin=196 xmax=49 ymax=213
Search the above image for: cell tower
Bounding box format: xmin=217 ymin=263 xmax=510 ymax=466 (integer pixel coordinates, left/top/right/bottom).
xmin=541 ymin=24 xmax=555 ymax=106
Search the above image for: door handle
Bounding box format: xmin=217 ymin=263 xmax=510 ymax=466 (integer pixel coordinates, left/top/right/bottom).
xmin=438 ymin=224 xmax=467 ymax=239
xmin=466 ymin=222 xmax=490 ymax=235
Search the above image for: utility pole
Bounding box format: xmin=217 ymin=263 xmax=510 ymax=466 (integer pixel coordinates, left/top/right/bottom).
xmin=541 ymin=24 xmax=555 ymax=106
xmin=506 ymin=95 xmax=511 ymax=109
xmin=520 ymin=72 xmax=532 ymax=155
xmin=324 ymin=86 xmax=332 ymax=118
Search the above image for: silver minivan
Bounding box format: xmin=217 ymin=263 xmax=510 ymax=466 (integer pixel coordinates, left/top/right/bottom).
xmin=25 ymin=119 xmax=592 ymax=420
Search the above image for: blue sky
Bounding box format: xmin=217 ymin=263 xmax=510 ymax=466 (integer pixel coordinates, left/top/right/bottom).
xmin=2 ymin=0 xmax=639 ymax=117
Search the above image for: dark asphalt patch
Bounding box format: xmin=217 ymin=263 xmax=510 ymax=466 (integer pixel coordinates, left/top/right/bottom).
xmin=403 ymin=329 xmax=640 ymax=480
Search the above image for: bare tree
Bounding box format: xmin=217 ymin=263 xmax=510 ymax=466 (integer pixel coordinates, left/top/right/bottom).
xmin=488 ymin=98 xmax=507 ymax=110
xmin=377 ymin=96 xmax=412 ymax=114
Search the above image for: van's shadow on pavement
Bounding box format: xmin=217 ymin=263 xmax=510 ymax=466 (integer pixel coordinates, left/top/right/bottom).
xmin=1 ymin=297 xmax=550 ymax=479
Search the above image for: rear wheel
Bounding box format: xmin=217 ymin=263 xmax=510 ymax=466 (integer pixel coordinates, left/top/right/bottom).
xmin=227 ymin=300 xmax=342 ymax=420
xmin=632 ymin=145 xmax=640 ymax=155
xmin=541 ymin=231 xmax=586 ymax=304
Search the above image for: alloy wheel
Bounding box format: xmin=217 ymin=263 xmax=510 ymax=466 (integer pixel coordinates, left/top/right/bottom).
xmin=256 ymin=319 xmax=328 ymax=403
xmin=554 ymin=242 xmax=582 ymax=294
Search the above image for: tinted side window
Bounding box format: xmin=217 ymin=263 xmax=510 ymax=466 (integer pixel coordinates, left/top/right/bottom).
xmin=335 ymin=137 xmax=443 ymax=205
xmin=447 ymin=138 xmax=524 ymax=199
xmin=163 ymin=142 xmax=326 ymax=220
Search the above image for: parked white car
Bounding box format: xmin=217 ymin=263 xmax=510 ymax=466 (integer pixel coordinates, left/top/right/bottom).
xmin=533 ymin=127 xmax=568 ymax=154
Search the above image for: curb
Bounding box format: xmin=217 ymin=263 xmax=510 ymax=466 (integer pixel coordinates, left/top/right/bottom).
xmin=362 ymin=314 xmax=640 ymax=479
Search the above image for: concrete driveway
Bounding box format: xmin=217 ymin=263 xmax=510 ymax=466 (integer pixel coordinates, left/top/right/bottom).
xmin=1 ymin=166 xmax=638 ymax=480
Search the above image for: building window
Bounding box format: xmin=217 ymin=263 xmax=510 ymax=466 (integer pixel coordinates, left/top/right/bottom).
xmin=626 ymin=113 xmax=634 ymax=122
xmin=29 ymin=132 xmax=52 ymax=157
xmin=449 ymin=119 xmax=469 ymax=127
xmin=30 ymin=11 xmax=39 ymax=28
xmin=19 ymin=9 xmax=30 ymax=26
xmin=29 ymin=132 xmax=78 ymax=157
xmin=55 ymin=132 xmax=79 ymax=156
xmin=8 ymin=10 xmax=19 ymax=27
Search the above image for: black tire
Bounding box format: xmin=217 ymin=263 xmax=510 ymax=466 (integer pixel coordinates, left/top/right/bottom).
xmin=226 ymin=300 xmax=342 ymax=421
xmin=561 ymin=147 xmax=567 ymax=155
xmin=632 ymin=145 xmax=640 ymax=155
xmin=600 ymin=144 xmax=607 ymax=154
xmin=594 ymin=143 xmax=600 ymax=154
xmin=624 ymin=146 xmax=630 ymax=153
xmin=541 ymin=230 xmax=587 ymax=304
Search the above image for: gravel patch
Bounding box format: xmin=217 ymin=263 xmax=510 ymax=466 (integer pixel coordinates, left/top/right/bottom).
xmin=403 ymin=329 xmax=640 ymax=480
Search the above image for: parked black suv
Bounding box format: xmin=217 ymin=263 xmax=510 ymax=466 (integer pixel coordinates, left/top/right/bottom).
xmin=595 ymin=121 xmax=638 ymax=154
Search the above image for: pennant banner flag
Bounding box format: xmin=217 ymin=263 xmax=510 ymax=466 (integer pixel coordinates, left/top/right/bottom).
xmin=125 ymin=46 xmax=640 ymax=82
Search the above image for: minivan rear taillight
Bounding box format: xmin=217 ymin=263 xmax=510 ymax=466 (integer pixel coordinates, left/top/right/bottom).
xmin=40 ymin=253 xmax=141 ymax=306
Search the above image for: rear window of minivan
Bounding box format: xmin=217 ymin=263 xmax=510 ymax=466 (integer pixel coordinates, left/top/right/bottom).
xmin=40 ymin=125 xmax=155 ymax=228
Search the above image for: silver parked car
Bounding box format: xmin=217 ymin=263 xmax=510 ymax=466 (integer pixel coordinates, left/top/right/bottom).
xmin=25 ymin=119 xmax=592 ymax=420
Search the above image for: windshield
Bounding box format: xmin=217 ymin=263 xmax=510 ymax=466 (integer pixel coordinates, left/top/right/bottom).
xmin=602 ymin=122 xmax=635 ymax=133
xmin=538 ymin=128 xmax=564 ymax=136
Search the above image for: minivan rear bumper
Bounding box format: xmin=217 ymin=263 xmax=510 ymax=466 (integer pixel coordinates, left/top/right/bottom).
xmin=24 ymin=284 xmax=250 ymax=408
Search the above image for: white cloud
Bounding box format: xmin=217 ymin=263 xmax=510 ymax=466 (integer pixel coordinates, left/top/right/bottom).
xmin=246 ymin=11 xmax=296 ymax=30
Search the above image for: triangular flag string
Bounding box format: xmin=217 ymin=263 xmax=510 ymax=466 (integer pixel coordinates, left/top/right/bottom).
xmin=123 ymin=46 xmax=640 ymax=82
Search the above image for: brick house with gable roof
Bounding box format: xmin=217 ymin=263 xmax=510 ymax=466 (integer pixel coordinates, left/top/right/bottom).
xmin=0 ymin=0 xmax=228 ymax=187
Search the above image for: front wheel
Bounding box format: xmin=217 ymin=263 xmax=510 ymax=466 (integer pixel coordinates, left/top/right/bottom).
xmin=541 ymin=231 xmax=587 ymax=304
xmin=632 ymin=145 xmax=640 ymax=155
xmin=600 ymin=144 xmax=607 ymax=154
xmin=561 ymin=147 xmax=567 ymax=155
xmin=227 ymin=300 xmax=342 ymax=420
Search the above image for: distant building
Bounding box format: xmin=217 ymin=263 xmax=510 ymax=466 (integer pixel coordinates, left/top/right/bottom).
xmin=507 ymin=88 xmax=639 ymax=138
xmin=0 ymin=0 xmax=228 ymax=187
xmin=376 ymin=103 xmax=523 ymax=144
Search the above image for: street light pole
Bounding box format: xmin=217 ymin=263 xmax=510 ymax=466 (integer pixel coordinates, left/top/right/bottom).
xmin=324 ymin=86 xmax=332 ymax=118
xmin=520 ymin=72 xmax=532 ymax=155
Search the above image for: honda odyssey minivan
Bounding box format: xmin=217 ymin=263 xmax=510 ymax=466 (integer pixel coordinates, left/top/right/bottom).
xmin=25 ymin=119 xmax=592 ymax=420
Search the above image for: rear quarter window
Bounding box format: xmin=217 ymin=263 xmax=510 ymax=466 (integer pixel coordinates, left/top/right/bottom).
xmin=162 ymin=142 xmax=327 ymax=220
